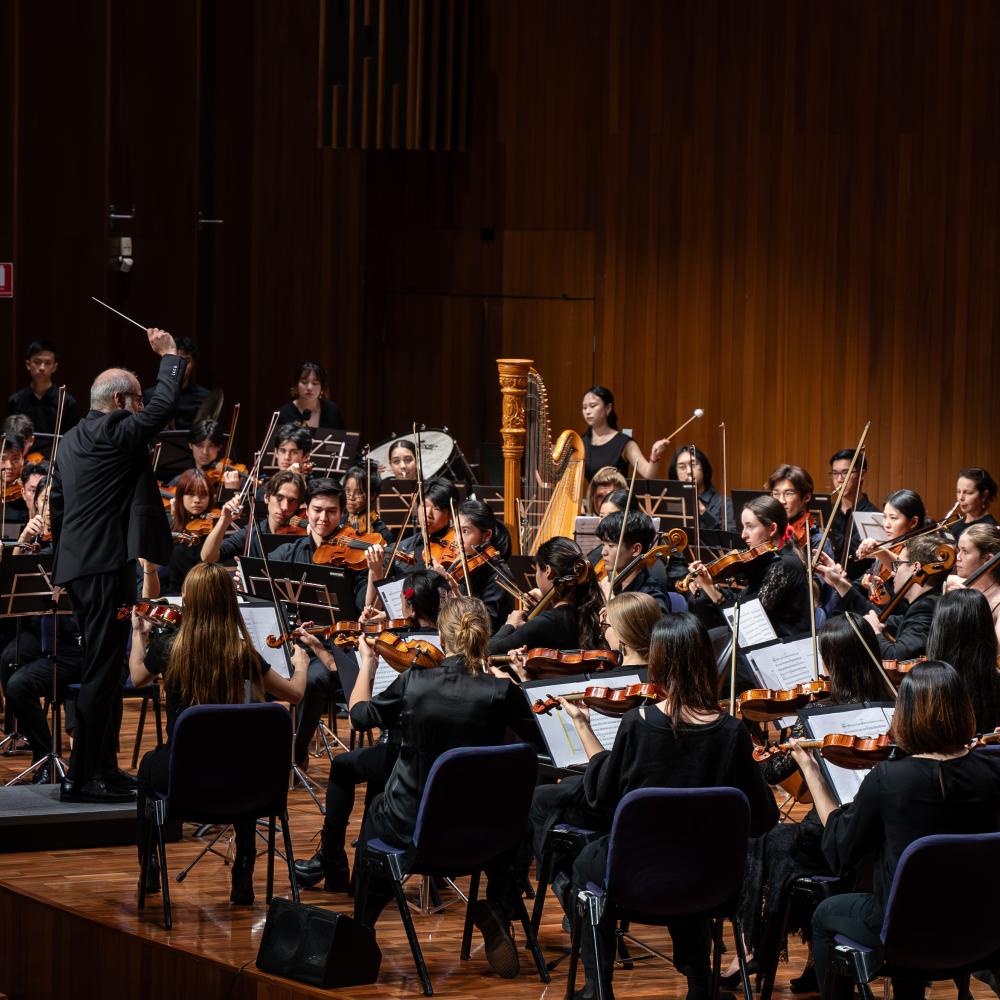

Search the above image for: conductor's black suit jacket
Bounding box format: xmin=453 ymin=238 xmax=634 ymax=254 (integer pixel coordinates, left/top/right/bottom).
xmin=50 ymin=355 xmax=187 ymax=586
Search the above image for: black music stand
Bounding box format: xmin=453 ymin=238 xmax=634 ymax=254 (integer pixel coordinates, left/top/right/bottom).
xmin=0 ymin=554 xmax=75 ymax=784
xmin=470 ymin=485 xmax=504 ymax=520
xmin=152 ymin=429 xmax=197 ymax=479
xmin=633 ymin=479 xmax=702 ymax=555
xmin=377 ymin=481 xmax=419 ymax=537
xmin=260 ymin=427 xmax=359 ymax=478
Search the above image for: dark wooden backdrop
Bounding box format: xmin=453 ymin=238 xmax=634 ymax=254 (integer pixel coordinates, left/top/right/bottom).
xmin=2 ymin=0 xmax=998 ymax=516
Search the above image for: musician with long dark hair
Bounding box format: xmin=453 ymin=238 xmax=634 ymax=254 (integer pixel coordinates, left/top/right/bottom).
xmin=580 ymin=386 xmax=669 ymax=482
xmin=486 ymin=536 xmax=605 ymax=655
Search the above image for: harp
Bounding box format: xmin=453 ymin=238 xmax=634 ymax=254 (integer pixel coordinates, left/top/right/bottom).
xmin=498 ymin=359 xmax=586 ymax=555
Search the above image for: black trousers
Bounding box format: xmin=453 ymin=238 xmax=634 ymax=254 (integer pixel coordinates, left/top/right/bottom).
xmin=5 ymin=653 xmax=84 ymax=761
xmin=812 ymin=893 xmax=924 ymax=1000
xmin=65 ymin=564 xmax=135 ymax=782
xmin=293 ymin=655 xmax=344 ymax=765
xmin=1 ymin=630 xmax=43 ymax=735
xmin=572 ymin=835 xmax=712 ymax=994
xmin=322 ymin=737 xmax=400 ymax=854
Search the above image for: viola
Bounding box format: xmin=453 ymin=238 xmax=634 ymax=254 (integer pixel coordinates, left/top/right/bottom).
xmin=736 ymin=679 xmax=831 ymax=723
xmin=753 ymin=732 xmax=895 ymax=771
xmin=424 ymin=527 xmax=460 ymax=567
xmin=675 ymin=541 xmax=778 ymax=593
xmin=489 ymin=647 xmax=622 ymax=681
xmin=371 ymin=632 xmax=444 ymax=672
xmin=131 ymin=600 xmax=183 ymax=630
xmin=530 ymin=681 xmax=663 ymax=718
xmin=596 ymin=530 xmax=689 ymax=589
xmin=312 ymin=527 xmax=417 ymax=569
xmin=881 ymin=655 xmax=927 ymax=687
xmin=265 ymin=618 xmax=412 ymax=649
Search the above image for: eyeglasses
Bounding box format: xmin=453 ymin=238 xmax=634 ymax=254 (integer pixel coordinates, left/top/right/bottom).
xmin=598 ymin=621 xmax=611 ymax=634
xmin=830 ymin=469 xmax=853 ymax=480
xmin=344 ymin=490 xmax=366 ymax=500
xmin=771 ymin=490 xmax=800 ymax=500
xmin=890 ymin=559 xmax=913 ymax=572
xmin=121 ymin=391 xmax=143 ymax=403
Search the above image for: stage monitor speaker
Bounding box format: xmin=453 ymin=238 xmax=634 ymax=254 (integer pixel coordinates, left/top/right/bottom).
xmin=256 ymin=898 xmax=382 ymax=988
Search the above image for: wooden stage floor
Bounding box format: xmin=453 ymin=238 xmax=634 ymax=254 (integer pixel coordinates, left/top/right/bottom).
xmin=0 ymin=703 xmax=993 ymax=1000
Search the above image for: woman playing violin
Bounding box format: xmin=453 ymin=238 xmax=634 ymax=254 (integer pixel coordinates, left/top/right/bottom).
xmin=340 ymin=463 xmax=392 ymax=543
xmin=926 ymin=589 xmax=1000 ymax=734
xmin=686 ymin=496 xmax=812 ymax=638
xmin=486 ymin=536 xmax=605 ymax=656
xmin=853 ymin=488 xmax=926 ymax=592
xmin=393 ymin=477 xmax=457 ymax=569
xmin=129 ymin=563 xmax=316 ymax=903
xmin=20 ymin=460 xmax=48 ymax=520
xmin=200 ymin=469 xmax=308 ymax=564
xmin=295 ymin=570 xmax=451 ymax=894
xmin=788 ymin=661 xmax=1000 ymax=1000
xmin=737 ymin=614 xmax=893 ymax=991
xmin=448 ymin=499 xmax=515 ymax=633
xmin=944 ymin=522 xmax=1000 ymax=640
xmin=350 ymin=596 xmax=536 ymax=977
xmin=580 ymin=386 xmax=670 ymax=483
xmin=816 ymin=532 xmax=945 ymax=661
xmin=165 ymin=468 xmax=216 ymax=594
xmin=526 ymin=613 xmax=778 ymax=1000
xmin=595 ymin=508 xmax=669 ymax=612
xmin=669 ymin=445 xmax=734 ymax=532
xmin=277 ymin=360 xmax=346 ymax=431
xmin=952 ymin=466 xmax=998 ymax=542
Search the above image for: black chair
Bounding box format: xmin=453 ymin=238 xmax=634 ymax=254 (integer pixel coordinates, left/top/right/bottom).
xmin=826 ymin=832 xmax=1000 ymax=1000
xmin=531 ymin=822 xmax=600 ymax=934
xmin=138 ymin=702 xmax=299 ymax=929
xmin=567 ymin=787 xmax=754 ymax=1000
xmin=356 ymin=743 xmax=551 ymax=996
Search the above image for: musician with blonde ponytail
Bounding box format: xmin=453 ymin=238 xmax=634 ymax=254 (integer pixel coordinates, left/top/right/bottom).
xmin=350 ymin=595 xmax=534 ymax=978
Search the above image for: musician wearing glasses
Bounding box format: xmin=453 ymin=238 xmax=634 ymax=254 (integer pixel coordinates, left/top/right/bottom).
xmin=766 ymin=464 xmax=823 ymax=551
xmin=826 ymin=449 xmax=879 ymax=581
xmin=339 ymin=464 xmax=392 ymax=543
xmin=595 ymin=509 xmax=669 ymax=613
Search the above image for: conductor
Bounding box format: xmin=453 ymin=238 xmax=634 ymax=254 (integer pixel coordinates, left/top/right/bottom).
xmin=50 ymin=328 xmax=185 ymax=803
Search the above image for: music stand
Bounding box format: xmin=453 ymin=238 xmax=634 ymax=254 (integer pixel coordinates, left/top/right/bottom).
xmin=633 ymin=479 xmax=701 ymax=555
xmin=259 ymin=427 xmax=359 ymax=478
xmin=731 ymin=489 xmax=834 ymax=536
xmin=0 ymin=554 xmax=75 ymax=785
xmin=470 ymin=484 xmax=504 ymax=520
xmin=377 ymin=481 xmax=418 ymax=537
xmin=26 ymin=432 xmax=54 ymax=461
xmin=152 ymin=429 xmax=196 ymax=479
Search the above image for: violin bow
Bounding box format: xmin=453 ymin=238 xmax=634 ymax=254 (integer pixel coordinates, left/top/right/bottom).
xmin=608 ymin=462 xmax=639 ymax=593
xmin=811 ymin=420 xmax=871 ymax=561
xmin=805 ymin=519 xmax=820 ymax=681
xmin=236 ymin=411 xmax=280 ymax=509
xmin=384 ymin=488 xmax=419 ymax=578
xmin=844 ymin=611 xmax=898 ymax=699
xmin=964 ymin=548 xmax=1000 ymax=589
xmin=719 ymin=421 xmax=728 ymax=533
xmin=839 ymin=445 xmax=867 ymax=567
xmin=449 ymin=498 xmax=473 ymax=597
xmin=220 ymin=402 xmax=240 ymax=474
xmin=688 ymin=442 xmax=702 ymax=558
xmin=32 ymin=386 xmax=67 ymax=547
xmin=365 ymin=448 xmax=372 ymax=534
xmin=413 ymin=423 xmax=432 ymax=564
xmin=868 ymin=500 xmax=962 ymax=558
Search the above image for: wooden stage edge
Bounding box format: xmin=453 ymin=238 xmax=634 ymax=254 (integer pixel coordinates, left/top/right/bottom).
xmin=0 ymin=708 xmax=992 ymax=1000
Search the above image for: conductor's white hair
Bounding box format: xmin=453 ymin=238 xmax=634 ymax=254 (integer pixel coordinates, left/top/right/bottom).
xmin=90 ymin=369 xmax=137 ymax=411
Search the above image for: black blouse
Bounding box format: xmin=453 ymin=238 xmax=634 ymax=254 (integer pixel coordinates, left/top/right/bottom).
xmin=582 ymin=707 xmax=779 ymax=836
xmin=584 ymin=431 xmax=630 ymax=482
xmin=822 ymin=752 xmax=1000 ymax=915
xmin=837 ymin=587 xmax=939 ymax=661
xmin=350 ymin=655 xmax=531 ymax=844
xmin=743 ymin=546 xmax=812 ymax=638
xmin=486 ymin=605 xmax=583 ymax=655
xmin=276 ymin=398 xmax=346 ymax=430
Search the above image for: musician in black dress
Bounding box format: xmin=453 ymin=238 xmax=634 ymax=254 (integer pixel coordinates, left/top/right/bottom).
xmin=789 ymin=661 xmax=1000 ymax=1000
xmin=392 ymin=477 xmax=457 ymax=570
xmin=294 ymin=570 xmax=451 ymax=893
xmin=686 ymin=496 xmax=812 ymax=638
xmin=595 ymin=508 xmax=669 ymax=612
xmin=452 ymin=499 xmax=516 ymax=633
xmin=277 ymin=361 xmax=346 ymax=430
xmin=580 ymin=386 xmax=669 ymax=482
xmin=486 ymin=536 xmax=605 ymax=655
xmin=953 ymin=466 xmax=998 ymax=541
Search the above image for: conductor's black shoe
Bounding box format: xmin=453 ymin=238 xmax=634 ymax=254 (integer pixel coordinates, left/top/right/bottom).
xmin=59 ymin=776 xmax=79 ymax=801
xmin=99 ymin=767 xmax=139 ymax=791
xmin=63 ymin=777 xmax=136 ymax=803
xmin=471 ymin=900 xmax=520 ymax=978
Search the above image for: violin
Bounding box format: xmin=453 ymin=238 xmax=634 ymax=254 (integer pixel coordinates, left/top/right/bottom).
xmin=489 ymin=647 xmax=622 ymax=681
xmin=205 ymin=460 xmax=249 ymax=486
xmin=530 ymin=681 xmax=664 ymax=718
xmin=265 ymin=618 xmax=412 ymax=649
xmin=527 ymin=557 xmax=593 ymax=621
xmin=371 ymin=632 xmax=444 ymax=672
xmin=424 ymin=526 xmax=460 ymax=567
xmin=736 ymin=679 xmax=831 ymax=723
xmin=131 ymin=600 xmax=183 ymax=630
xmin=675 ymin=541 xmax=778 ymax=593
xmin=752 ymin=732 xmax=895 ymax=770
xmin=2 ymin=481 xmax=23 ymax=502
xmin=181 ymin=510 xmax=224 ymax=537
xmin=787 ymin=511 xmax=818 ymax=549
xmin=172 ymin=530 xmax=200 ymax=547
xmin=312 ymin=527 xmax=417 ymax=569
xmin=877 ymin=542 xmax=955 ymax=623
xmin=25 ymin=450 xmax=44 ymax=465
xmin=881 ymin=655 xmax=927 ymax=687
xmin=446 ymin=544 xmax=501 ymax=583
xmin=864 ymin=559 xmax=895 ymax=606
xmin=595 ymin=530 xmax=689 ymax=589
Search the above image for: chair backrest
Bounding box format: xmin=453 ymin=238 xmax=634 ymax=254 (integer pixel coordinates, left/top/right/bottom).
xmin=167 ymin=703 xmax=292 ymax=821
xmin=604 ymin=787 xmax=750 ymax=919
xmin=411 ymin=743 xmax=537 ymax=870
xmin=666 ymin=592 xmax=688 ymax=614
xmin=881 ymin=832 xmax=1000 ymax=970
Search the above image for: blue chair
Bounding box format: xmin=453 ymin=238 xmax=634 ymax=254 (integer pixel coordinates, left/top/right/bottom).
xmin=356 ymin=743 xmax=551 ymax=996
xmin=667 ymin=592 xmax=688 ymax=614
xmin=827 ymin=832 xmax=1000 ymax=1000
xmin=138 ymin=703 xmax=299 ymax=929
xmin=567 ymin=787 xmax=753 ymax=1000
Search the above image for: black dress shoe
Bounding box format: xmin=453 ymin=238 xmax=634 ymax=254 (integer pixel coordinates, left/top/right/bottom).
xmin=30 ymin=763 xmax=52 ymax=785
xmin=99 ymin=767 xmax=139 ymax=791
xmin=230 ymin=855 xmax=255 ymax=905
xmin=294 ymin=851 xmax=351 ymax=893
xmin=470 ymin=900 xmax=519 ymax=979
xmin=789 ymin=964 xmax=818 ymax=994
xmin=64 ymin=777 xmax=136 ymax=804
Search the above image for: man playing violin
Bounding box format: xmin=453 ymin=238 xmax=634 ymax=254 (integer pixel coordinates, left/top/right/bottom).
xmin=173 ymin=418 xmax=241 ymax=490
xmin=270 ymin=478 xmax=348 ymax=769
xmin=595 ymin=509 xmax=669 ymax=613
xmin=200 ymin=469 xmax=307 ymax=564
xmin=816 ymin=532 xmax=946 ymax=661
xmin=827 ymin=448 xmax=879 ymax=581
xmin=1 ymin=432 xmax=30 ymax=526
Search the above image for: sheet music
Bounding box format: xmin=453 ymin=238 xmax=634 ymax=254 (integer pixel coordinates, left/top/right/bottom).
xmin=748 ymin=636 xmax=823 ymax=728
xmin=853 ymin=511 xmax=888 ymax=544
xmin=239 ymin=604 xmax=291 ymax=679
xmin=803 ymin=706 xmax=895 ymax=805
xmin=528 ymin=673 xmax=642 ymax=769
xmin=722 ymin=598 xmax=778 ymax=648
xmin=376 ymin=578 xmax=406 ymax=619
xmin=359 ymin=632 xmax=445 ymax=698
